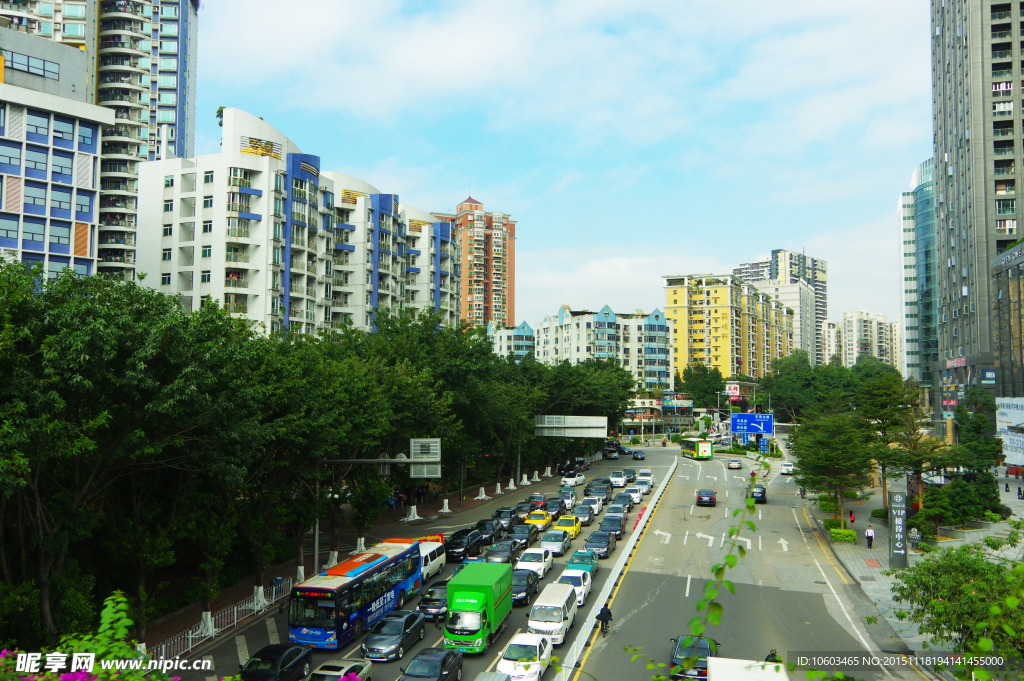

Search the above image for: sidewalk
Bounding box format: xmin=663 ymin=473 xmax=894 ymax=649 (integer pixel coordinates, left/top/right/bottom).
xmin=806 ymin=483 xmax=936 ymax=654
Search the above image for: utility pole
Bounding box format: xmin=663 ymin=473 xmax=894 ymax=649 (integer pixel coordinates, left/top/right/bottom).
xmin=313 ymin=472 xmax=319 ymax=578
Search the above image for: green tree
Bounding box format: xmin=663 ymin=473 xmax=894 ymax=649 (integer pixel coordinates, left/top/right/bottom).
xmin=850 ymin=353 xmax=900 ymax=382
xmin=858 ymin=374 xmax=919 ymax=511
xmin=891 ymin=402 xmax=955 ymax=510
xmin=945 ymin=477 xmax=984 ymax=529
xmin=758 ymin=350 xmax=814 ymax=421
xmin=679 ymin=363 xmax=725 ymax=409
xmin=954 ymin=388 xmax=1003 ymax=471
xmin=791 ymin=413 xmax=873 ymax=522
xmin=909 ymin=484 xmax=953 ymax=537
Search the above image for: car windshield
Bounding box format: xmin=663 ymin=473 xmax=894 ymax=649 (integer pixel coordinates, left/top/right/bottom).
xmin=503 ymin=643 xmax=540 ymax=661
xmin=512 ymin=572 xmax=530 ymax=586
xmin=516 ymin=503 xmax=533 ymax=512
xmin=528 ymin=513 xmax=547 ymax=521
xmin=423 ymin=587 xmax=445 ymax=600
xmin=559 ymin=491 xmax=572 ymax=498
xmin=446 ymin=609 xmax=482 ymax=633
xmin=370 ymin=619 xmax=404 ymax=635
xmin=496 ymin=510 xmax=514 ymax=518
xmin=588 ymin=533 xmax=610 ymax=543
xmin=558 ymin=574 xmax=583 ymax=586
xmin=557 ymin=518 xmax=575 ymax=526
xmin=491 ymin=541 xmax=514 ymax=552
xmin=607 ymin=505 xmax=624 ymax=513
xmin=569 ymin=554 xmax=593 ymax=564
xmin=530 ymin=605 xmax=563 ymax=623
xmin=242 ymin=656 xmax=277 ymax=672
xmin=543 ymin=532 xmax=564 ymax=542
xmin=699 ymin=490 xmax=714 ymax=496
xmin=626 ymin=488 xmax=640 ymax=494
xmin=600 ymin=520 xmax=618 ymax=529
xmin=521 ymin=552 xmax=544 ymax=562
xmin=404 ymin=660 xmax=441 ymax=677
xmin=476 ymin=521 xmax=493 ymax=530
xmin=448 ymin=533 xmax=468 ymax=546
xmin=675 ymin=640 xmax=711 ymax=660
xmin=612 ymin=471 xmax=623 ymax=477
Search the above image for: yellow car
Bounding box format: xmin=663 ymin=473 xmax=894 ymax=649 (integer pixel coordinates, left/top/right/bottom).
xmin=525 ymin=511 xmax=552 ymax=531
xmin=554 ymin=515 xmax=582 ymax=539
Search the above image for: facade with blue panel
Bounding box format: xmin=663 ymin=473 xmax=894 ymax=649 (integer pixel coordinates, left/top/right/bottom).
xmin=0 ymin=81 xmax=114 ymax=278
xmin=488 ymin=320 xmax=535 ymax=360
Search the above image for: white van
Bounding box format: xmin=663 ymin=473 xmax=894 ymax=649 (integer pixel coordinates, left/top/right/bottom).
xmin=420 ymin=541 xmax=446 ymax=580
xmin=527 ymin=583 xmax=577 ymax=644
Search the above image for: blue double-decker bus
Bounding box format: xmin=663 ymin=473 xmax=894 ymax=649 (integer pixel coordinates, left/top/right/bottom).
xmin=288 ymin=539 xmax=423 ymax=649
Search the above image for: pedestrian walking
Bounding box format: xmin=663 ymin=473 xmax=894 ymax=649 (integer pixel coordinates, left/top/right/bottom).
xmin=1018 ymin=486 xmax=1022 ymax=500
xmin=865 ymin=525 xmax=875 ymax=549
xmin=849 ymin=510 xmax=855 ymax=527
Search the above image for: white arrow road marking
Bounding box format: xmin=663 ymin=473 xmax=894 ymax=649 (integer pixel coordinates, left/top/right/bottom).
xmin=736 ymin=537 xmax=752 ymax=550
xmin=678 ymin=475 xmax=690 ymax=480
xmin=778 ymin=537 xmax=790 ymax=552
xmin=684 ymin=530 xmax=689 ymax=545
xmin=654 ymin=530 xmax=672 ymax=544
xmin=705 ymin=475 xmax=718 ymax=481
xmin=695 ymin=532 xmax=715 ymax=547
xmin=685 ymin=574 xmax=692 ymax=597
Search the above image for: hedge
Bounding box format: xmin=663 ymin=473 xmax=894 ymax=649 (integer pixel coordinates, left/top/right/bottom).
xmin=870 ymin=508 xmax=887 ymax=519
xmin=831 ymin=529 xmax=857 ymax=543
xmin=630 ymin=436 xmax=641 ymax=444
xmin=671 ymin=434 xmax=681 ymax=443
xmin=822 ymin=518 xmax=847 ymax=530
xmin=819 ymin=500 xmax=837 ymax=513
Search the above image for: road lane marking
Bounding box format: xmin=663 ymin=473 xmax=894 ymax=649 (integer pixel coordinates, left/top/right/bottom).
xmin=758 ymin=509 xmax=762 ymax=520
xmin=724 ymin=507 xmax=728 ymax=517
xmin=265 ymin=617 xmax=279 ymax=645
xmin=695 ymin=532 xmax=714 ymax=547
xmin=235 ymin=635 xmax=249 ymax=666
xmin=725 ymin=490 xmax=729 ymax=498
xmin=813 ymin=559 xmax=894 ymax=679
xmin=690 ymin=504 xmax=694 ymax=515
xmin=654 ymin=529 xmax=671 ymax=544
xmin=736 ymin=536 xmax=751 ymax=550
xmin=485 ymin=628 xmax=520 ymax=671
xmin=758 ymin=535 xmax=762 ymax=551
xmin=685 ymin=575 xmax=691 ymax=597
xmin=683 ymin=530 xmax=689 ymax=545
xmin=803 ymin=505 xmax=848 ymax=584
xmin=792 ymin=507 xmax=808 ymax=543
xmin=705 ymin=475 xmax=717 ymax=481
xmin=778 ymin=537 xmax=790 ymax=552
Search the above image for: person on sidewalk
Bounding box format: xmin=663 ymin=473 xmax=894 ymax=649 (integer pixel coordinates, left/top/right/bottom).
xmin=865 ymin=525 xmax=875 ymax=549
xmin=1018 ymin=486 xmax=1022 ymax=499
xmin=849 ymin=510 xmax=855 ymax=527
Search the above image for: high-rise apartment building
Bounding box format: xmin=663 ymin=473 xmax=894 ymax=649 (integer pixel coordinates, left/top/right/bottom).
xmin=0 ymin=30 xmax=113 ymax=278
xmin=533 ymin=305 xmax=673 ymax=391
xmin=824 ymin=320 xmax=842 ymax=362
xmin=734 ymin=249 xmax=827 ymax=363
xmin=899 ymin=158 xmax=939 ymax=384
xmin=136 ymin=108 xmax=460 ymax=333
xmin=433 ymin=197 xmax=515 ymax=327
xmin=840 ymin=310 xmax=900 ymax=369
xmin=489 ymin=321 xmax=535 ymax=360
xmin=736 ymin=278 xmax=817 ymax=365
xmin=0 ymin=0 xmax=200 ymax=282
xmin=928 ymin=0 xmax=1020 ymax=420
xmin=663 ymin=274 xmax=794 ymax=379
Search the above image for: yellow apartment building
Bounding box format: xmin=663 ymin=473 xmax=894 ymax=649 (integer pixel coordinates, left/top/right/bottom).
xmin=663 ymin=274 xmax=794 ymax=379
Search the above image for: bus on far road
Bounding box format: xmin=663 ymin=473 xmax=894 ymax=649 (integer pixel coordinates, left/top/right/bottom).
xmin=288 ymin=538 xmax=422 ymax=650
xmin=680 ymin=438 xmax=713 ymax=460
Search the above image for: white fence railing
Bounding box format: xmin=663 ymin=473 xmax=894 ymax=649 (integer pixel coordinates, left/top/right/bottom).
xmin=553 ymin=457 xmax=679 ymax=681
xmin=149 ymin=578 xmax=293 ymax=660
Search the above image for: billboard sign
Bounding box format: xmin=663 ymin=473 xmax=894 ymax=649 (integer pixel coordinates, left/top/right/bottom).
xmin=725 ymin=384 xmax=740 ymax=396
xmin=982 ymin=369 xmax=996 ymax=385
xmin=888 ymin=492 xmax=908 ymax=569
xmin=997 ymin=398 xmax=1024 ymax=467
xmin=730 ymin=413 xmax=775 ymax=434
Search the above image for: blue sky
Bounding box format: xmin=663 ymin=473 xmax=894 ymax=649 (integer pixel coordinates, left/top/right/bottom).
xmin=195 ymin=0 xmax=931 ymax=327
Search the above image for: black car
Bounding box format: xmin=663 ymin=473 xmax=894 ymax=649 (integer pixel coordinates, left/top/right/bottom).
xmin=475 ymin=519 xmax=506 ymax=544
xmin=572 ymin=505 xmax=595 ymax=526
xmin=511 ymin=568 xmax=541 ymax=606
xmin=612 ymin=493 xmax=634 ymax=511
xmin=446 ymin=529 xmax=483 ymax=560
xmin=544 ymin=498 xmax=566 ymax=517
xmin=509 ymin=523 xmax=540 ymax=546
xmin=591 ymin=484 xmax=612 ymax=502
xmin=599 ymin=515 xmax=627 ymax=540
xmin=492 ymin=507 xmax=516 ymax=529
xmin=633 ymin=451 xmax=646 ymax=460
xmin=749 ymin=485 xmax=768 ymax=504
xmin=622 ymin=469 xmax=637 ymax=483
xmin=584 ymin=531 xmax=617 ymax=558
xmin=485 ymin=539 xmax=524 ymax=564
xmin=418 ymin=584 xmax=448 ymax=620
xmin=514 ymin=502 xmax=535 ymax=521
xmin=361 ymin=610 xmax=426 ymax=661
xmin=669 ymin=636 xmax=719 ymax=679
xmin=239 ymin=644 xmax=313 ymax=681
xmin=399 ymin=647 xmax=463 ymax=681
xmin=584 ymin=478 xmax=613 ymax=496
xmin=695 ymin=489 xmax=717 ymax=507
xmin=574 ymin=457 xmax=591 ymax=471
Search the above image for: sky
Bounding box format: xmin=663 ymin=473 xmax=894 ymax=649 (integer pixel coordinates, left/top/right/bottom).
xmin=194 ymin=0 xmax=932 ymax=327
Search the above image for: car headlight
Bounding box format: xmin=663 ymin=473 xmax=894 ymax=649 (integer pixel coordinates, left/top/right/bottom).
xmin=383 ymin=643 xmax=399 ymax=652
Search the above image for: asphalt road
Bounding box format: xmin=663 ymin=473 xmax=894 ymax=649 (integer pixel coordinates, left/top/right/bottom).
xmin=575 ymin=450 xmax=928 ymax=681
xmin=181 ymin=450 xmax=671 ymax=681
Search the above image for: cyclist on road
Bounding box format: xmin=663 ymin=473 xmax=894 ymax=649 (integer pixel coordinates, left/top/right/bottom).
xmin=765 ymin=649 xmax=783 ymax=663
xmin=596 ymin=606 xmax=613 ymax=635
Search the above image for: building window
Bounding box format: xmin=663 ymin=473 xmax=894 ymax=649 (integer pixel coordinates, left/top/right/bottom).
xmin=159 ymin=41 xmax=178 ymax=53
xmin=164 ymin=200 xmax=173 ymax=212
xmin=24 ymin=147 xmax=46 ymax=170
xmin=3 ymin=52 xmax=59 ymax=79
xmin=23 ymin=184 xmax=45 ymax=206
xmin=163 ymin=225 xmax=173 ymax=236
xmin=75 ymin=193 xmax=91 ymax=214
xmin=204 ymin=171 xmax=214 ymax=184
xmin=49 ymin=222 xmax=69 ymax=244
xmin=62 ymin=23 xmax=85 ymax=37
xmin=161 ymin=249 xmax=171 ymax=261
xmin=50 ymin=188 xmax=71 ymax=210
xmin=160 ymin=22 xmax=178 ymax=36
xmin=26 ymin=112 xmax=48 ymax=136
xmin=997 ymin=199 xmax=1016 ymax=214
xmin=22 ymin=220 xmax=43 ymax=241
xmin=77 ymin=124 xmax=93 ymax=145
xmin=158 ymin=93 xmax=177 ymax=105
xmin=0 ymin=215 xmax=17 ymax=239
xmin=161 ymin=273 xmax=171 ymax=285
xmin=52 ymin=153 xmax=72 ymax=176
xmin=164 ymin=175 xmax=174 ymax=188
xmin=52 ymin=118 xmax=73 ymax=140
xmin=0 ymin=144 xmax=19 ymax=167
xmin=203 ymin=196 xmax=213 ymax=208
xmin=63 ymin=3 xmax=85 ymax=17
xmin=997 ymin=219 xmax=1018 ymax=234
xmin=200 ymin=270 xmax=211 ymax=283
xmin=159 ymin=57 xmax=178 ymax=70
xmin=202 ymin=220 xmax=212 ymax=233
xmin=201 ymin=245 xmax=211 ymax=258
xmin=157 ymin=110 xmax=176 ymax=123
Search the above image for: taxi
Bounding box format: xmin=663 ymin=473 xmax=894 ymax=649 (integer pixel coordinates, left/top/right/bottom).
xmin=553 ymin=514 xmax=582 ymax=538
xmin=524 ymin=511 xmax=553 ymax=531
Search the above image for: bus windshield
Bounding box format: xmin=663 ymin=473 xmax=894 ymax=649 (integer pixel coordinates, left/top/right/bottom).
xmin=289 ymin=594 xmax=337 ymax=630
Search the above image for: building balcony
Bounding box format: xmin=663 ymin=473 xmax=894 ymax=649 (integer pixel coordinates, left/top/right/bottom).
xmin=98 ymin=39 xmax=148 ymax=56
xmin=225 ymin=278 xmax=249 ymax=289
xmin=993 ymin=49 xmax=1013 ymax=59
xmin=225 ymin=252 xmax=250 ymax=263
xmin=99 ymin=235 xmax=136 ymax=246
xmin=100 ymin=164 xmax=138 ymax=178
xmin=99 ymin=76 xmax=146 ymax=92
xmin=98 ymin=92 xmax=147 ymax=108
xmin=994 ymin=127 xmax=1015 ymax=136
xmin=99 ymin=253 xmax=136 ymax=264
xmin=291 ymin=235 xmax=306 ymax=247
xmin=226 ymin=226 xmax=250 ymax=238
xmin=995 ymin=147 xmax=1015 ymax=155
xmin=98 ymin=202 xmax=136 ymax=212
xmin=992 ymin=10 xmax=1012 ymax=19
xmin=224 ymin=302 xmax=248 ymax=314
xmin=993 ymin=69 xmax=1014 ymax=78
xmin=99 ymin=216 xmax=137 ymax=228
xmin=992 ymin=30 xmax=1013 ymax=39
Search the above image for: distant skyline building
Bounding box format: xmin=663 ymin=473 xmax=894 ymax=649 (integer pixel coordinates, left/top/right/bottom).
xmin=734 ymin=249 xmax=827 ymax=364
xmin=488 ymin=320 xmax=535 ymax=360
xmin=840 ymin=309 xmax=900 ymax=369
xmin=533 ymin=305 xmax=674 ymax=392
xmin=745 ymin=278 xmax=817 ymax=366
xmin=899 ymin=158 xmax=938 ymax=386
xmin=824 ymin=320 xmax=842 ymax=362
xmin=433 ymin=197 xmax=515 ymax=328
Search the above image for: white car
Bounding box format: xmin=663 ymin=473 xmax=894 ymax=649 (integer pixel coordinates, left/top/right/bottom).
xmin=557 ymin=491 xmax=576 ymax=511
xmin=727 ymin=459 xmax=742 ymax=470
xmin=635 ymin=480 xmax=651 ymax=495
xmin=609 ymin=471 xmax=626 ymax=487
xmin=517 ymin=549 xmax=554 ymax=577
xmin=582 ymin=496 xmax=604 ymax=514
xmin=636 ymin=470 xmax=654 ymax=487
xmin=780 ymin=462 xmax=795 ymax=475
xmin=561 ymin=472 xmax=585 ymax=487
xmin=496 ymin=634 xmax=553 ymax=681
xmin=624 ymin=487 xmax=643 ymax=504
xmin=557 ymin=569 xmax=593 ymax=606
xmin=310 ymin=659 xmax=373 ymax=681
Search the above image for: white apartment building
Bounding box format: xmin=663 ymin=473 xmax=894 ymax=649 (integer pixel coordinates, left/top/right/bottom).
xmin=824 ymin=321 xmax=842 ymax=364
xmin=840 ymin=309 xmax=900 ymax=370
xmin=533 ymin=304 xmax=674 ymax=391
xmin=136 ymin=108 xmax=460 ymax=333
xmin=751 ymin=279 xmax=817 ymax=366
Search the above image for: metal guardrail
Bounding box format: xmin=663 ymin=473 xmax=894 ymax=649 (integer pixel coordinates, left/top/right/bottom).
xmin=149 ymin=578 xmax=292 ymax=660
xmin=552 ymin=456 xmax=678 ymax=681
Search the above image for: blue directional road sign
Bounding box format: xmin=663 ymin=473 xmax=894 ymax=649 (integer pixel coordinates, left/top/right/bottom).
xmin=730 ymin=413 xmax=775 ymax=434
xmin=759 ymin=438 xmax=768 ymax=452
xmin=741 ymin=433 xmax=749 ymax=446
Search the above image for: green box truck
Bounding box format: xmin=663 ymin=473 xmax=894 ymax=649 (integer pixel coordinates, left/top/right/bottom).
xmin=443 ymin=563 xmax=513 ymax=653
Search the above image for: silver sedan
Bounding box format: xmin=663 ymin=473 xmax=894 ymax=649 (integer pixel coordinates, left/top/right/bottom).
xmin=539 ymin=529 xmax=572 ymax=556
xmin=310 ymin=659 xmax=373 ymax=681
